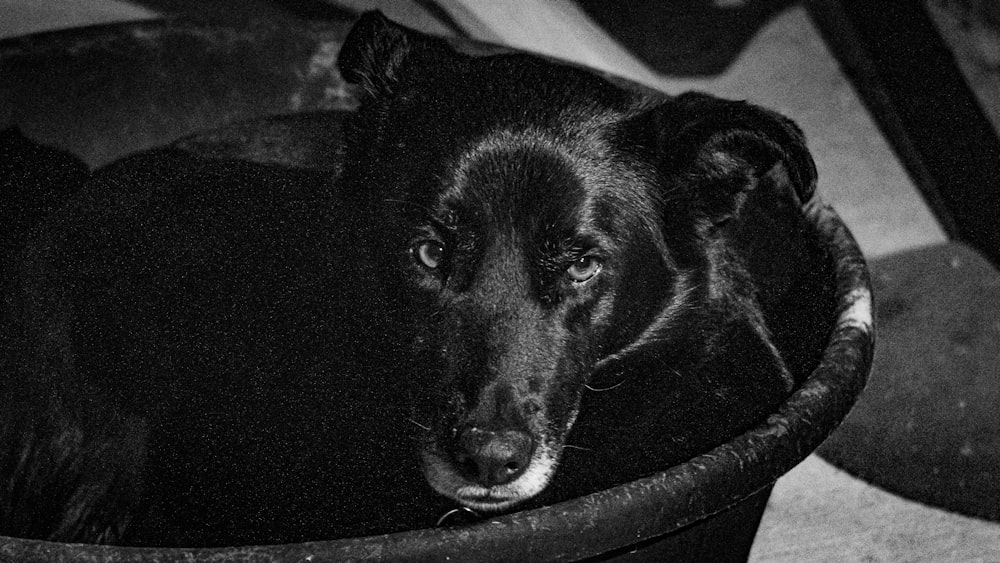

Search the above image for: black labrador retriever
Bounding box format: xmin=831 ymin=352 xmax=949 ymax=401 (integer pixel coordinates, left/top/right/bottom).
xmin=0 ymin=11 xmax=834 ymax=547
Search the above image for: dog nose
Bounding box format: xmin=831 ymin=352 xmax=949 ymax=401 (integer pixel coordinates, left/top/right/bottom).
xmin=456 ymin=426 xmax=535 ymax=487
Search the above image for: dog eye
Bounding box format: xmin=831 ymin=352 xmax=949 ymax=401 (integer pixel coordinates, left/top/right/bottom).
xmin=566 ymin=255 xmax=602 ymax=283
xmin=413 ymin=240 xmax=445 ymax=269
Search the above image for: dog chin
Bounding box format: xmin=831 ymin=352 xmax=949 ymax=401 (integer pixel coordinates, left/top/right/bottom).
xmin=422 ymin=442 xmax=560 ymax=513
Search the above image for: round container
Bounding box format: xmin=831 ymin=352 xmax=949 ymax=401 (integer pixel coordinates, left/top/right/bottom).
xmin=0 ymin=16 xmax=874 ymax=563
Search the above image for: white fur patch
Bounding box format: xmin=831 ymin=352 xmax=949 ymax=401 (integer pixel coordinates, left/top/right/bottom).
xmin=840 ymin=287 xmax=873 ymax=332
xmin=422 ymin=442 xmax=559 ymax=512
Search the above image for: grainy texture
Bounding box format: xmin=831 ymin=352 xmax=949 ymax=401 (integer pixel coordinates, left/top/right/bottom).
xmin=0 ymin=11 xmax=871 ymax=561
xmin=752 ymin=456 xmax=1000 ymax=563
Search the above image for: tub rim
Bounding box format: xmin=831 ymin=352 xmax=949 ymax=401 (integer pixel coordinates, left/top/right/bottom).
xmin=0 ymin=17 xmax=874 ymax=563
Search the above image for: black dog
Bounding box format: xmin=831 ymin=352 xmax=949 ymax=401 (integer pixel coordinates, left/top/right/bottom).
xmin=0 ymin=12 xmax=833 ymax=547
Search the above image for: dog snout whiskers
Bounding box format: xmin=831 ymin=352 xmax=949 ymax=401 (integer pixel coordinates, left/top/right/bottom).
xmin=455 ymin=426 xmax=535 ymax=487
xmin=584 ymin=378 xmax=627 ymax=392
xmin=434 ymin=506 xmax=482 ymax=527
xmin=407 ymin=418 xmax=431 ymax=431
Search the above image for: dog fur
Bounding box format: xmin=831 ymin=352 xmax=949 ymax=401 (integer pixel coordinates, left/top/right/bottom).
xmin=0 ymin=12 xmax=834 ymax=547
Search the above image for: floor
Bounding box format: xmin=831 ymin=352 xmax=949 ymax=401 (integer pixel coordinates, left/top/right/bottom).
xmin=1 ymin=0 xmax=999 ymax=560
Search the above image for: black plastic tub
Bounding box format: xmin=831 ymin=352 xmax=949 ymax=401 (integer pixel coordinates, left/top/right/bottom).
xmin=0 ymin=16 xmax=874 ymax=563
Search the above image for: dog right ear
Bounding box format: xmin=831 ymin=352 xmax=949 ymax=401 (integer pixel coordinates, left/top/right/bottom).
xmin=627 ymin=92 xmax=817 ymax=229
xmin=337 ymin=11 xmax=451 ymax=100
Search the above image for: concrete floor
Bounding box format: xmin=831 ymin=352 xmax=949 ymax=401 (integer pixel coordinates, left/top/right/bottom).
xmin=2 ymin=1 xmax=999 ymax=560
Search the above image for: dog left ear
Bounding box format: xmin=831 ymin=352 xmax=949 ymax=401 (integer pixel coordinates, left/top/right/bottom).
xmin=337 ymin=11 xmax=454 ymax=100
xmin=639 ymin=92 xmax=817 ymax=226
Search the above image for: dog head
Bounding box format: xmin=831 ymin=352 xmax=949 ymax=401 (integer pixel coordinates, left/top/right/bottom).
xmin=337 ymin=12 xmax=817 ymax=513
